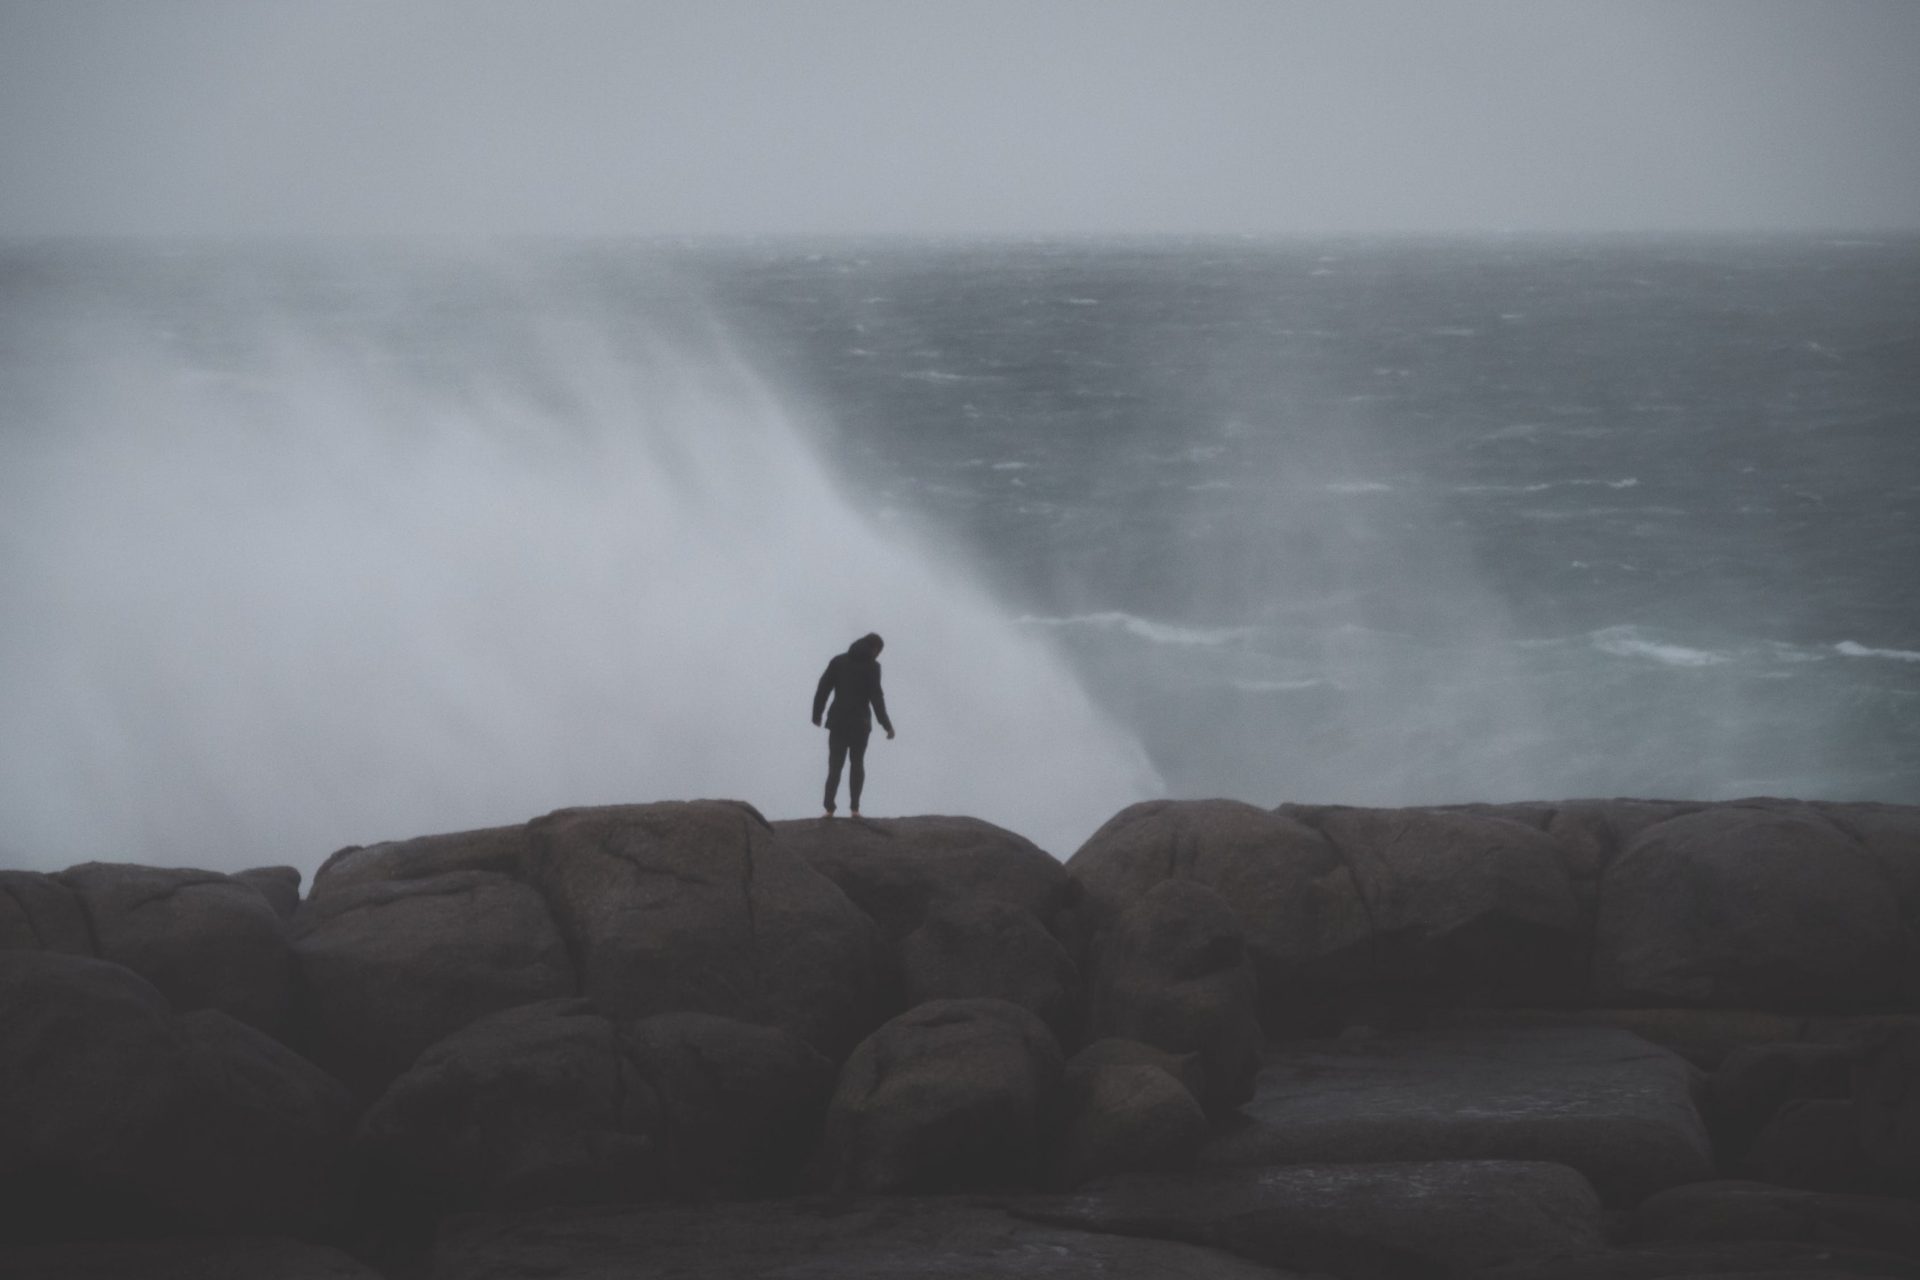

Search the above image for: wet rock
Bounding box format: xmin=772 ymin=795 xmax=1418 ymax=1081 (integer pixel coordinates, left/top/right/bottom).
xmin=1594 ymin=806 xmax=1904 ymax=1010
xmin=1853 ymin=1023 xmax=1920 ymax=1185
xmin=56 ymin=862 xmax=292 ymax=1035
xmin=0 ymin=950 xmax=351 ymax=1243
xmin=1708 ymin=1042 xmax=1855 ymax=1168
xmin=1748 ymin=1099 xmax=1874 ymax=1193
xmin=233 ymin=865 xmax=302 ymax=921
xmin=1480 ymin=1239 xmax=1920 ymax=1277
xmin=355 ymin=999 xmax=665 ymax=1214
xmin=1544 ymin=800 xmax=1707 ymax=909
xmin=1054 ymin=1060 xmax=1207 ymax=1188
xmin=432 ymin=1197 xmax=1294 ymax=1279
xmin=1430 ymin=1006 xmax=1810 ymax=1071
xmin=1072 ymin=799 xmax=1369 ymax=1031
xmin=775 ymin=813 xmax=1070 ymax=935
xmin=0 ymin=1236 xmax=382 ymax=1280
xmin=0 ymin=868 xmax=93 ymax=954
xmin=897 ymin=895 xmax=1080 ymax=1041
xmin=1199 ymin=1026 xmax=1714 ymax=1206
xmin=529 ymin=802 xmax=874 ymax=1058
xmin=621 ymin=1011 xmax=835 ymax=1196
xmin=1020 ymin=1160 xmax=1606 ymax=1276
xmin=816 ymin=998 xmax=1063 ymax=1193
xmin=309 ymin=822 xmax=532 ymax=898
xmin=1086 ymin=878 xmax=1261 ymax=1116
xmin=1627 ymin=1180 xmax=1920 ymax=1258
xmin=1069 ymin=1036 xmax=1211 ymax=1104
xmin=291 ymin=869 xmax=575 ymax=1096
xmin=1310 ymin=804 xmax=1585 ymax=1006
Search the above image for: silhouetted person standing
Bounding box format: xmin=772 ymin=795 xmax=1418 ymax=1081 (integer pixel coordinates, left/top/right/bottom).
xmin=812 ymin=632 xmax=894 ymax=817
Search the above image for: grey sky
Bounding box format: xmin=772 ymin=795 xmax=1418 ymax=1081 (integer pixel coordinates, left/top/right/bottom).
xmin=2 ymin=0 xmax=1917 ymax=236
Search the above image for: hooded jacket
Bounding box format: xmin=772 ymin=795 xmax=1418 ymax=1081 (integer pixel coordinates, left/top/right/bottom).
xmin=813 ymin=634 xmax=892 ymax=734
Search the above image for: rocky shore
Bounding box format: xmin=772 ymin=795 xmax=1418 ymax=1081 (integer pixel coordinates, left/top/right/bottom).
xmin=4 ymin=796 xmax=1920 ymax=1278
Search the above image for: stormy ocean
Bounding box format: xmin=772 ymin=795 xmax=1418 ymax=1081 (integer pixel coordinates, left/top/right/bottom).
xmin=3 ymin=237 xmax=1917 ymax=870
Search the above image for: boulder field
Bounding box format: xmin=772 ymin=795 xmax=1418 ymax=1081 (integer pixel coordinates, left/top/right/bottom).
xmin=3 ymin=795 xmax=1919 ymax=1278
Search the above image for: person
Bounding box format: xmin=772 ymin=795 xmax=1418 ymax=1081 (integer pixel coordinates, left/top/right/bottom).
xmin=811 ymin=632 xmax=894 ymax=817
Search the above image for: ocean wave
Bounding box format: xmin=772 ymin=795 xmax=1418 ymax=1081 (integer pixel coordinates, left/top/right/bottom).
xmin=1323 ymin=481 xmax=1393 ymax=495
xmin=1016 ymin=611 xmax=1254 ymax=648
xmin=1590 ymin=626 xmax=1731 ymax=668
xmin=1229 ymin=677 xmax=1334 ymax=694
xmin=1837 ymin=640 xmax=1920 ymax=663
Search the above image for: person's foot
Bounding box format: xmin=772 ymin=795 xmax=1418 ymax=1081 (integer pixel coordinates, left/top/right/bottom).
xmin=823 ymin=806 xmax=835 ymax=818
xmin=850 ymin=809 xmax=860 ymax=819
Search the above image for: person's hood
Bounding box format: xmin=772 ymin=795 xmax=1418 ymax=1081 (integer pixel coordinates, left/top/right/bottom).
xmin=848 ymin=633 xmax=883 ymax=661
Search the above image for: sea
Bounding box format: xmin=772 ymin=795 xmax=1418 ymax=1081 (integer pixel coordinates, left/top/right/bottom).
xmin=2 ymin=236 xmax=1916 ymax=871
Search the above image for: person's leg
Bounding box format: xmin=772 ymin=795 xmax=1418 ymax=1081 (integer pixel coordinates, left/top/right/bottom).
xmin=847 ymin=731 xmax=869 ymax=814
xmin=824 ymin=729 xmax=849 ymax=815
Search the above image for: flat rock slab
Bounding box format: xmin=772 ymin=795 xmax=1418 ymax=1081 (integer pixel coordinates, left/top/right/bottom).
xmin=0 ymin=1236 xmax=380 ymax=1279
xmin=1014 ymin=1160 xmax=1606 ymax=1275
xmin=1199 ymin=1026 xmax=1713 ymax=1205
xmin=434 ymin=1197 xmax=1303 ymax=1279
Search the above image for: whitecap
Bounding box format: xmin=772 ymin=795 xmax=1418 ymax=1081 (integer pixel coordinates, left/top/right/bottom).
xmin=1324 ymin=481 xmax=1393 ymax=495
xmin=1837 ymin=641 xmax=1920 ymax=663
xmin=1591 ymin=626 xmax=1731 ymax=668
xmin=1016 ymin=611 xmax=1254 ymax=648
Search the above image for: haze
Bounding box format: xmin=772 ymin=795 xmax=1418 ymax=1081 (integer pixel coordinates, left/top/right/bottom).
xmin=3 ymin=0 xmax=1918 ymax=237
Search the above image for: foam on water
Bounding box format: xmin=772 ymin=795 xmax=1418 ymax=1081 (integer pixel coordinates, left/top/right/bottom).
xmin=0 ymin=249 xmax=1160 ymax=872
xmin=1837 ymin=641 xmax=1920 ymax=663
xmin=1590 ymin=626 xmax=1733 ymax=668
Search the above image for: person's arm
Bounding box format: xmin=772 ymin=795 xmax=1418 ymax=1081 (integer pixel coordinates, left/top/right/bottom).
xmin=812 ymin=659 xmax=836 ymax=726
xmin=871 ymin=664 xmax=894 ymax=737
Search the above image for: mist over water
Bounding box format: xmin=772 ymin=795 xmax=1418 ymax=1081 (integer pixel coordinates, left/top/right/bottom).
xmin=0 ymin=243 xmax=1160 ymax=874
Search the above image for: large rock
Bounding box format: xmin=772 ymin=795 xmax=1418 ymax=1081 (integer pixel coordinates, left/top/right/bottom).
xmin=1708 ymin=1041 xmax=1856 ymax=1168
xmin=774 ymin=814 xmax=1070 ymax=936
xmin=1021 ymin=1160 xmax=1607 ymax=1275
xmin=1069 ymin=799 xmax=1369 ymax=1031
xmin=1054 ymin=1059 xmax=1208 ymax=1189
xmin=816 ymin=997 xmax=1064 ymax=1193
xmin=432 ymin=1198 xmax=1290 ymax=1280
xmin=310 ymin=822 xmax=532 ymax=899
xmin=0 ymin=950 xmax=351 ymax=1242
xmin=1309 ymin=804 xmax=1586 ymax=1006
xmin=355 ymin=999 xmax=665 ymax=1214
xmin=56 ymin=862 xmax=292 ymax=1034
xmin=899 ymin=896 xmax=1080 ymax=1040
xmin=1086 ymin=878 xmax=1261 ymax=1116
xmin=234 ymin=865 xmax=302 ymax=921
xmin=1853 ymin=1021 xmax=1920 ymax=1185
xmin=0 ymin=869 xmax=93 ymax=953
xmin=1627 ymin=1180 xmax=1920 ymax=1258
xmin=1544 ymin=800 xmax=1707 ymax=910
xmin=621 ymin=1011 xmax=835 ymax=1196
xmin=527 ymin=802 xmax=875 ymax=1058
xmin=0 ymin=1236 xmax=382 ymax=1279
xmin=291 ymin=869 xmax=576 ymax=1095
xmin=1748 ymin=1099 xmax=1875 ymax=1193
xmin=1482 ymin=1239 xmax=1920 ymax=1278
xmin=1594 ymin=806 xmax=1905 ymax=1010
xmin=1199 ymin=1026 xmax=1714 ymax=1206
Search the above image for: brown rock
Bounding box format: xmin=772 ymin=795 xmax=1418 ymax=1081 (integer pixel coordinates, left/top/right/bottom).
xmin=622 ymin=1011 xmax=835 ymax=1196
xmin=234 ymin=865 xmax=302 ymax=920
xmin=355 ymin=999 xmax=665 ymax=1214
xmin=56 ymin=862 xmax=292 ymax=1035
xmin=1312 ymin=804 xmax=1585 ymax=1006
xmin=1594 ymin=806 xmax=1904 ymax=1010
xmin=1069 ymin=799 xmax=1368 ymax=1030
xmin=817 ymin=997 xmax=1063 ymax=1192
xmin=1054 ymin=1061 xmax=1207 ymax=1188
xmin=1627 ymin=1179 xmax=1920 ymax=1258
xmin=528 ymin=802 xmax=874 ymax=1059
xmin=1087 ymin=878 xmax=1261 ymax=1116
xmin=291 ymin=870 xmax=576 ymax=1095
xmin=310 ymin=823 xmax=532 ymax=899
xmin=898 ymin=896 xmax=1079 ymax=1039
xmin=0 ymin=869 xmax=92 ymax=954
xmin=1748 ymin=1099 xmax=1873 ymax=1193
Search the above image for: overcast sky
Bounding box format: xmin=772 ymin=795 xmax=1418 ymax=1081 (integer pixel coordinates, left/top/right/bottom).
xmin=2 ymin=0 xmax=1917 ymax=237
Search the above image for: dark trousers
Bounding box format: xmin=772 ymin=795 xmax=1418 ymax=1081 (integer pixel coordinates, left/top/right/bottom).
xmin=824 ymin=724 xmax=870 ymax=812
